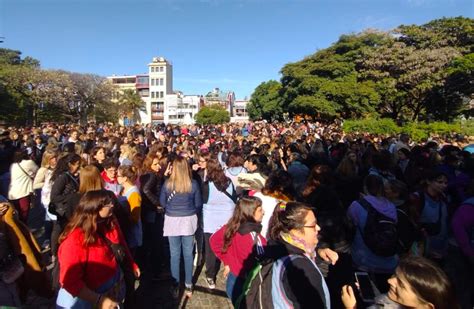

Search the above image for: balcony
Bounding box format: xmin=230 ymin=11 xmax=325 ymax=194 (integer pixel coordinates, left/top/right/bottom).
xmin=136 ymin=82 xmax=149 ymax=89
xmin=151 ymin=115 xmax=164 ymax=121
xmin=151 ymin=107 xmax=164 ymax=112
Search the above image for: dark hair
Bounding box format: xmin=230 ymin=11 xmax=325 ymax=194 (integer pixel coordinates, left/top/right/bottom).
xmin=59 ymin=189 xmax=116 ymax=246
xmin=302 ymin=165 xmax=334 ymax=198
xmin=268 ymin=202 xmax=312 ymax=241
xmin=12 ymin=149 xmax=29 ymax=163
xmin=397 ymin=256 xmax=459 ymax=309
xmin=226 ymin=151 xmax=245 ymax=168
xmin=261 ymin=170 xmax=294 ymax=199
xmin=222 ymin=196 xmax=262 ymax=252
xmin=363 ymin=174 xmax=385 ymax=197
xmin=90 ymin=146 xmax=106 ymax=163
xmin=102 ymin=158 xmax=119 ymax=170
xmin=51 ymin=153 xmax=81 ymax=182
xmin=207 ymin=159 xmax=231 ymax=192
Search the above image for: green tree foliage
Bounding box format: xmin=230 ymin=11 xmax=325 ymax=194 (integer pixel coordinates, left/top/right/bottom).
xmin=0 ymin=48 xmax=117 ymax=125
xmin=278 ymin=31 xmax=386 ymax=120
xmin=254 ymin=17 xmax=473 ymax=123
xmin=194 ymin=104 xmax=230 ymax=125
xmin=117 ymin=89 xmax=145 ymax=124
xmin=247 ymin=80 xmax=283 ymax=121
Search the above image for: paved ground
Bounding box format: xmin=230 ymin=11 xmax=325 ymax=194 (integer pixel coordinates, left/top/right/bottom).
xmin=25 ymin=205 xmax=233 ymax=309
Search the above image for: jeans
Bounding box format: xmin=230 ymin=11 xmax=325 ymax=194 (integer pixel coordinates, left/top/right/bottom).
xmin=226 ymin=272 xmax=243 ymax=304
xmin=168 ymin=235 xmax=194 ymax=286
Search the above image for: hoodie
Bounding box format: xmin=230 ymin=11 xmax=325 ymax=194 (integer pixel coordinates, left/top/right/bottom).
xmin=347 ymin=195 xmax=398 ymax=273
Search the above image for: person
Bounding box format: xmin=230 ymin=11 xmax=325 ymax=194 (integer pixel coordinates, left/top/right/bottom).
xmin=253 ymin=170 xmax=294 ymax=239
xmin=49 ymin=153 xmax=81 ymax=258
xmin=101 ymin=158 xmax=122 ymax=196
xmin=8 ymin=149 xmax=38 ymax=223
xmin=33 ymin=150 xmax=58 ymax=249
xmin=347 ymin=174 xmax=398 ymax=293
xmin=117 ymin=165 xmax=142 ymax=254
xmin=342 ymin=256 xmax=459 ymax=309
xmin=210 ymin=196 xmax=266 ymax=304
xmin=159 ymin=157 xmax=202 ymax=298
xmin=90 ymin=146 xmax=107 ymax=172
xmin=259 ymin=201 xmax=338 ymax=308
xmin=56 ymin=190 xmax=140 ymax=309
xmin=202 ymin=158 xmax=236 ymax=289
xmin=224 ymin=151 xmax=247 ymax=196
xmin=139 ymin=154 xmax=166 ymax=278
xmin=409 ymin=171 xmax=449 ymax=261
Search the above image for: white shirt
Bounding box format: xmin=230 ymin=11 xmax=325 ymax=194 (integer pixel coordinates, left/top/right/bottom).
xmin=8 ymin=160 xmax=38 ymax=200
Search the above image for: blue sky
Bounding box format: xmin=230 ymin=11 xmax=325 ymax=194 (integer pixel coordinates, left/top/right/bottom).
xmin=1 ymin=0 xmax=472 ymax=99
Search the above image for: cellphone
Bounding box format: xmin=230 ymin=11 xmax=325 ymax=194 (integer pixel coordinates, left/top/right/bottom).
xmin=354 ymin=272 xmax=375 ymax=303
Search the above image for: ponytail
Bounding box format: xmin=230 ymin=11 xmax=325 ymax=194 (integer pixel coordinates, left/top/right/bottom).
xmin=268 ymin=201 xmax=312 ymax=241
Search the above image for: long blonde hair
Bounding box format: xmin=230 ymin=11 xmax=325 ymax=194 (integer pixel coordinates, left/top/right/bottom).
xmin=166 ymin=157 xmax=192 ymax=193
xmin=79 ymin=165 xmax=104 ymax=194
xmin=41 ymin=150 xmax=58 ymax=169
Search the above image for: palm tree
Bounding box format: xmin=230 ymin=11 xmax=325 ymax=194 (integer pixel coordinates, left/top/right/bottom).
xmin=118 ymin=89 xmax=145 ymax=125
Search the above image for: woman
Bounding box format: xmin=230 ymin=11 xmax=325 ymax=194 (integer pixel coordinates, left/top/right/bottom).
xmin=33 ymin=150 xmax=58 ymax=248
xmin=264 ymin=201 xmax=339 ymax=308
xmin=101 ymin=158 xmax=122 ymax=196
xmin=49 ymin=153 xmax=81 ymax=257
xmin=342 ymin=256 xmax=459 ymax=309
xmin=347 ymin=174 xmax=398 ymax=293
xmin=159 ymin=157 xmax=202 ymax=298
xmin=117 ymin=165 xmax=142 ymax=254
xmin=253 ymin=170 xmax=294 ymax=239
xmin=91 ymin=147 xmax=107 ymax=172
xmin=202 ymin=159 xmax=236 ymax=289
xmin=224 ymin=152 xmax=247 ymax=196
xmin=8 ymin=149 xmax=38 ymax=223
xmin=56 ymin=190 xmax=140 ymax=309
xmin=139 ymin=154 xmax=165 ymax=279
xmin=210 ymin=196 xmax=266 ymax=304
xmin=409 ymin=170 xmax=449 ymax=262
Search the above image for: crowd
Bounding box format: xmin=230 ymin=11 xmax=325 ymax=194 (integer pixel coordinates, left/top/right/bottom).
xmin=0 ymin=120 xmax=472 ymax=309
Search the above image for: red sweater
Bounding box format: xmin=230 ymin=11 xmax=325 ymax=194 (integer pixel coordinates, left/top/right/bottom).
xmin=210 ymin=225 xmax=266 ymax=278
xmin=58 ymin=221 xmax=138 ymax=296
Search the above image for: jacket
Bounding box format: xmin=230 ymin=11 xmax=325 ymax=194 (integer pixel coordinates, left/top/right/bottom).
xmin=347 ymin=195 xmax=398 ymax=273
xmin=210 ymin=222 xmax=267 ymax=278
xmin=8 ymin=160 xmax=38 ymax=200
xmin=50 ymin=172 xmax=79 ymax=221
xmin=264 ymin=239 xmax=330 ymax=309
xmin=159 ymin=179 xmax=202 ymax=217
xmin=58 ymin=220 xmax=138 ymax=296
xmin=1 ymin=205 xmax=52 ymax=298
xmin=140 ymin=172 xmax=162 ymax=223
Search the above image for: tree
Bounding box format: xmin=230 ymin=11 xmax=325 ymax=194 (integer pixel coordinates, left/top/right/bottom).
xmin=66 ymin=73 xmax=115 ymax=125
xmin=279 ymin=31 xmax=386 ymax=120
xmin=247 ymin=80 xmax=283 ymax=121
xmin=194 ymin=104 xmax=230 ymax=125
xmin=117 ymin=89 xmax=145 ymax=124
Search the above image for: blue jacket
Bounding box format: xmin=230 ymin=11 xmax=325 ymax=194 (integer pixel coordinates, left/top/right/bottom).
xmin=159 ymin=179 xmax=202 ymax=217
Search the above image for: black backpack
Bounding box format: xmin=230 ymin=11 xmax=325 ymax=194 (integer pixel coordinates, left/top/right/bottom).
xmin=358 ymin=198 xmax=398 ymax=257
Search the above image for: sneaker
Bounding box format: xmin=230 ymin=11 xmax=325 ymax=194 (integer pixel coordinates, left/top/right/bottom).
xmin=184 ymin=285 xmax=193 ymax=298
xmin=205 ymin=277 xmax=216 ymax=289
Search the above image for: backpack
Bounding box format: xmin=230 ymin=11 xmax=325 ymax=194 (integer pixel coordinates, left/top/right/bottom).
xmin=357 ymin=198 xmax=398 ymax=257
xmin=415 ymin=191 xmax=445 ymax=236
xmin=235 ymin=259 xmax=274 ymax=309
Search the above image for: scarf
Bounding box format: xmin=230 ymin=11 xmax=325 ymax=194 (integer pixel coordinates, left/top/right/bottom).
xmin=280 ymin=232 xmax=316 ymax=259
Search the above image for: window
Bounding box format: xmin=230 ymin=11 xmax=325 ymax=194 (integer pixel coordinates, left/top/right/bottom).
xmin=151 ymin=79 xmax=155 ymax=86
xmin=159 ymin=66 xmax=164 ymax=72
xmin=160 ymin=91 xmax=164 ymax=98
xmin=159 ymin=78 xmax=164 ymax=86
xmin=139 ymin=89 xmax=149 ymax=97
xmin=151 ymin=92 xmax=155 ymax=98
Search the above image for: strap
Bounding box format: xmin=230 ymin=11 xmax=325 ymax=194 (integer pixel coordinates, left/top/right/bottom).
xmin=357 ymin=198 xmax=372 ymax=211
xmin=221 ymin=183 xmax=237 ymax=203
xmin=167 ymin=190 xmax=176 ymax=203
xmin=17 ymin=163 xmax=34 ymax=180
